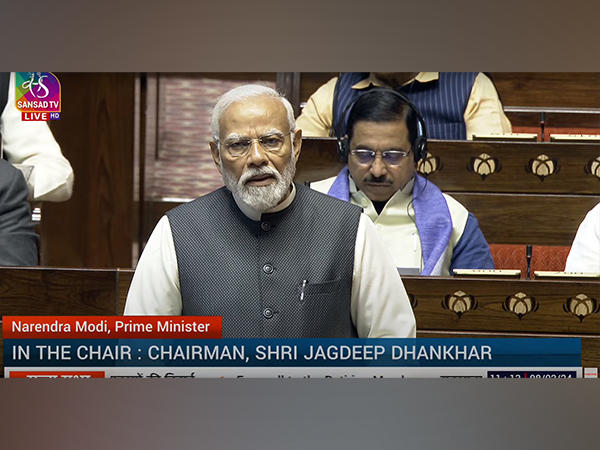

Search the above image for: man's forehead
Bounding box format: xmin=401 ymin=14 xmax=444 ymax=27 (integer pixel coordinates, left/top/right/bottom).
xmin=224 ymin=128 xmax=285 ymax=141
xmin=220 ymin=96 xmax=287 ymax=127
xmin=351 ymin=120 xmax=410 ymax=146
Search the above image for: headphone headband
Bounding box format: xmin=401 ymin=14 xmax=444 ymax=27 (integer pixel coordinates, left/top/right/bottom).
xmin=336 ymin=88 xmax=428 ymax=164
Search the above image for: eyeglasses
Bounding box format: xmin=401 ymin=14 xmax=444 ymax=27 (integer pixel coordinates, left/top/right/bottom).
xmin=221 ymin=132 xmax=291 ymax=157
xmin=350 ymin=149 xmax=411 ymax=166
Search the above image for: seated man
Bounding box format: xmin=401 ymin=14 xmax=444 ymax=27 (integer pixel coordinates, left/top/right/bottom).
xmin=0 ymin=159 xmax=39 ymax=265
xmin=565 ymin=203 xmax=600 ymax=273
xmin=125 ymin=84 xmax=416 ymax=339
xmin=311 ymin=89 xmax=494 ymax=276
xmin=297 ymin=72 xmax=512 ymax=140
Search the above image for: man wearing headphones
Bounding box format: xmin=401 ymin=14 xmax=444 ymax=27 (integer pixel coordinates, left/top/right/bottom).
xmin=311 ymin=89 xmax=494 ymax=276
xmin=298 ymin=72 xmax=511 ymax=140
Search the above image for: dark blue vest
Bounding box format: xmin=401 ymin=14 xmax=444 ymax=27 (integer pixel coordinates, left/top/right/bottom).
xmin=166 ymin=184 xmax=362 ymax=338
xmin=332 ymin=72 xmax=479 ymax=140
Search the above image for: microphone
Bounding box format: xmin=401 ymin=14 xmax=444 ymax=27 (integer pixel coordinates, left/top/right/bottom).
xmin=526 ymin=245 xmax=533 ymax=279
xmin=540 ymin=112 xmax=546 ymax=142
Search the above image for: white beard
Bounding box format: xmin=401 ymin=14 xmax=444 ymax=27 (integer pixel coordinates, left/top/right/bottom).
xmin=221 ymin=154 xmax=296 ymax=212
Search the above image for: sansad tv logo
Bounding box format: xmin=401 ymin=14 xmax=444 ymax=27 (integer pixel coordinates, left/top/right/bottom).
xmin=15 ymin=72 xmax=61 ymax=121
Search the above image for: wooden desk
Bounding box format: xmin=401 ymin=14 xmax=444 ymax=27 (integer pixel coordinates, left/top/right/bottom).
xmin=0 ymin=267 xmax=134 ymax=372
xmin=403 ymin=276 xmax=600 ymax=369
xmin=1 ymin=268 xmax=597 ymax=371
xmin=296 ymin=138 xmax=600 ymax=245
xmin=297 ymin=138 xmax=600 ymax=193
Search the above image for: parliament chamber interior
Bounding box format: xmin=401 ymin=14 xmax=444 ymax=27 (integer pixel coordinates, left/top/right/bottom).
xmin=1 ymin=72 xmax=599 ymax=371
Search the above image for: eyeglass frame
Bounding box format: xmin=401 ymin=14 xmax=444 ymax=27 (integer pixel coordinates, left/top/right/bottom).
xmin=349 ymin=148 xmax=412 ymax=166
xmin=219 ymin=131 xmax=293 ymax=158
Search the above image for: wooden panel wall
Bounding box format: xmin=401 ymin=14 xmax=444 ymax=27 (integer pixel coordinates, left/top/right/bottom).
xmin=491 ymin=73 xmax=600 ymax=109
xmin=46 ymin=73 xmax=136 ymax=268
xmin=449 ymin=194 xmax=599 ymax=245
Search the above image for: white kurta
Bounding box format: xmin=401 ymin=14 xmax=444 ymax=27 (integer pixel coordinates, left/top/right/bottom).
xmin=565 ymin=203 xmax=600 ymax=273
xmin=311 ymin=176 xmax=469 ymax=276
xmin=125 ymin=185 xmax=417 ymax=338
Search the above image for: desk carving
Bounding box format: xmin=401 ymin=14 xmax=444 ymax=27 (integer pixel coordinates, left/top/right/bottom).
xmin=564 ymin=294 xmax=600 ymax=323
xmin=416 ymin=153 xmax=443 ymax=177
xmin=585 ymin=156 xmax=600 ymax=178
xmin=441 ymin=291 xmax=478 ymax=318
xmin=503 ymin=292 xmax=538 ymax=320
xmin=527 ymin=154 xmax=560 ymax=181
xmin=468 ymin=153 xmax=501 ymax=180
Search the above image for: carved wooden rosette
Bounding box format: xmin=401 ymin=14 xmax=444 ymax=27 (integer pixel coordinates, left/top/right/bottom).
xmin=468 ymin=153 xmax=501 ymax=180
xmin=417 ymin=152 xmax=442 ymax=177
xmin=526 ymin=154 xmax=560 ymax=181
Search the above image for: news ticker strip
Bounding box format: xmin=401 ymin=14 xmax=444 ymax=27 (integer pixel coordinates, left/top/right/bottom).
xmin=4 ymin=367 xmax=584 ymax=379
xmin=2 ymin=316 xmax=222 ymax=339
xmin=4 ymin=338 xmax=581 ymax=368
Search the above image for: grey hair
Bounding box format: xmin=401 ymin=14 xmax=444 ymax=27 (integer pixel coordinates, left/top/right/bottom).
xmin=211 ymin=84 xmax=296 ymax=145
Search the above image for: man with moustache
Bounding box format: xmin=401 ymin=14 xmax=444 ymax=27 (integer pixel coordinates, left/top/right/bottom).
xmin=311 ymin=89 xmax=494 ymax=276
xmin=125 ymin=85 xmax=416 ymax=339
xmin=297 ymin=72 xmax=511 ymax=140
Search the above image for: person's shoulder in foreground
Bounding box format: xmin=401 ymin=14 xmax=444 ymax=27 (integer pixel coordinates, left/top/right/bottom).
xmin=0 ymin=72 xmax=74 ymax=202
xmin=125 ymin=84 xmax=416 ymax=338
xmin=565 ymin=203 xmax=600 ymax=273
xmin=0 ymin=159 xmax=39 ymax=265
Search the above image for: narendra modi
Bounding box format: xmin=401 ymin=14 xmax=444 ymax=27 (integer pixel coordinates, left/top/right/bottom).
xmin=124 ymin=84 xmax=416 ymax=340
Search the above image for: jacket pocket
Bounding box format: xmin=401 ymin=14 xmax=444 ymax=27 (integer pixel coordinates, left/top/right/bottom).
xmin=302 ymin=278 xmax=342 ymax=295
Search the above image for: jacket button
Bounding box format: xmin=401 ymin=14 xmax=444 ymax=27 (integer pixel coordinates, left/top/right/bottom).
xmin=263 ymin=264 xmax=274 ymax=274
xmin=263 ymin=308 xmax=274 ymax=319
xmin=261 ymin=221 xmax=271 ymax=232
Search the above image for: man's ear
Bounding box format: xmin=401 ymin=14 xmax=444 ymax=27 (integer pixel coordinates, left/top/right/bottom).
xmin=292 ymin=128 xmax=302 ymax=163
xmin=210 ymin=141 xmax=222 ymax=174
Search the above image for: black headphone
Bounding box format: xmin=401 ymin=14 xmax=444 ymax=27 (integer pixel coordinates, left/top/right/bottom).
xmin=336 ymin=88 xmax=428 ymax=165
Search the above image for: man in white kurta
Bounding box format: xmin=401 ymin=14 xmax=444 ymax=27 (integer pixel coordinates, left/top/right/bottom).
xmin=125 ymin=84 xmax=416 ymax=339
xmin=311 ymin=175 xmax=476 ymax=276
xmin=312 ymin=88 xmax=494 ymax=277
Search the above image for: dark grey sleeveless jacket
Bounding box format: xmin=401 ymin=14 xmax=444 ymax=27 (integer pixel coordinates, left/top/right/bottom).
xmin=167 ymin=184 xmax=362 ymax=338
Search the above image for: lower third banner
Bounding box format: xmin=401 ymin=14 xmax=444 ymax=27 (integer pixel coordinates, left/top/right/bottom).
xmin=3 ymin=338 xmax=582 ymax=378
